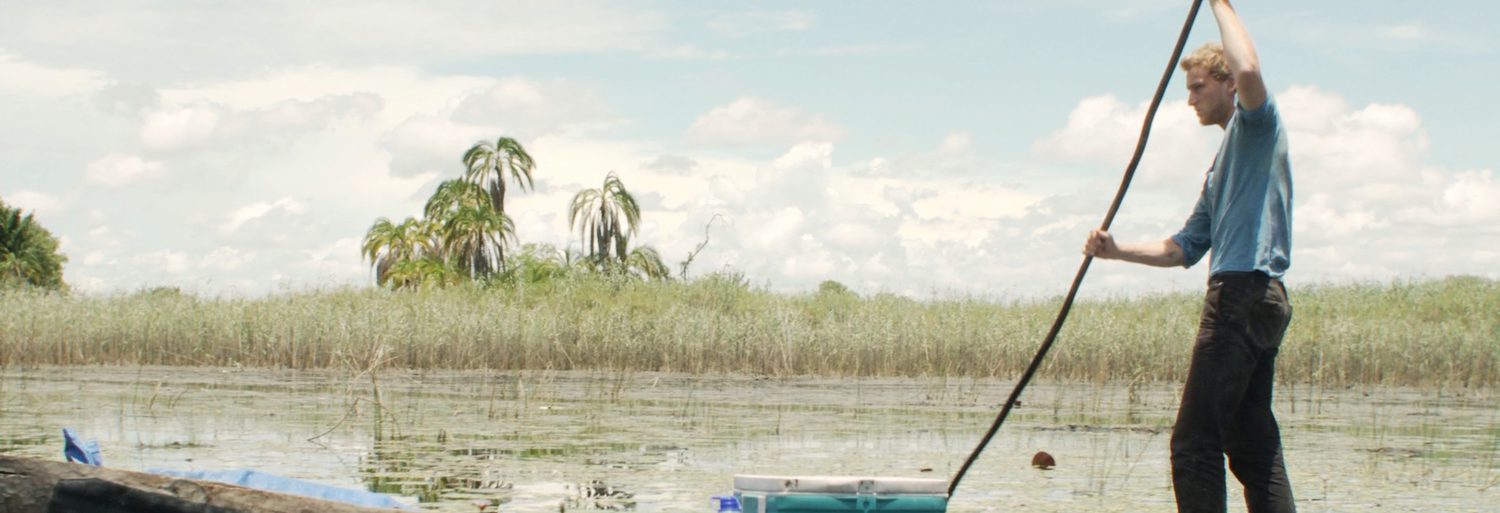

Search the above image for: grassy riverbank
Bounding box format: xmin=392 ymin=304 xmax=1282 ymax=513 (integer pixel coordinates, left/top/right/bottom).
xmin=1 ymin=276 xmax=1494 ymax=387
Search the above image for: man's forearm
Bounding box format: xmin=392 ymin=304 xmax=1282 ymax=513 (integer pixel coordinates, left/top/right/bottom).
xmin=1107 ymin=239 xmax=1186 ymax=268
xmin=1210 ymin=0 xmax=1267 ymax=109
xmin=1211 ymin=0 xmax=1259 ymax=75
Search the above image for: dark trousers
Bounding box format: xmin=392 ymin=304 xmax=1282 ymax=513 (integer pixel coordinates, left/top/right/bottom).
xmin=1172 ymin=271 xmax=1296 ymax=513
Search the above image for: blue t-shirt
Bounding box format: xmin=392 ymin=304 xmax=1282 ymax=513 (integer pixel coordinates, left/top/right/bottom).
xmin=1170 ymin=96 xmax=1293 ymax=278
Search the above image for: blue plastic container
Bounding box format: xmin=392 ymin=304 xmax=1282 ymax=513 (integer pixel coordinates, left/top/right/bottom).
xmin=714 ymin=494 xmax=742 ymax=512
xmin=733 ymin=475 xmax=948 ymax=513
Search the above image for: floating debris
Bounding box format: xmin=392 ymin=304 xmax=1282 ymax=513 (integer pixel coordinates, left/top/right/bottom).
xmin=1031 ymin=450 xmax=1055 ymax=470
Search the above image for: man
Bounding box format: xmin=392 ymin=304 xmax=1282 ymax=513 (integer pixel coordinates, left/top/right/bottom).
xmin=1082 ymin=1 xmax=1295 ymax=512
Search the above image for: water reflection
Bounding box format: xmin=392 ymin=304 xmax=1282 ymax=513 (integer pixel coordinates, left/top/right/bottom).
xmin=1 ymin=367 xmax=1495 ymax=512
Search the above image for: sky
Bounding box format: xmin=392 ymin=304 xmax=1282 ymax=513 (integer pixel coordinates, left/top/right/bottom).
xmin=2 ymin=1 xmax=1496 ymax=299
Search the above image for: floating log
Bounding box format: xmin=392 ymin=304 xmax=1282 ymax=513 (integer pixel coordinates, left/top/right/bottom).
xmin=0 ymin=455 xmax=403 ymax=513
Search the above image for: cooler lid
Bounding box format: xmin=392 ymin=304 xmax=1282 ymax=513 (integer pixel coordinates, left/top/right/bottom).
xmin=733 ymin=475 xmax=948 ymax=495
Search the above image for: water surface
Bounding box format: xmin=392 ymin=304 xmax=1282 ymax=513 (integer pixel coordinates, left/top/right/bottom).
xmin=1 ymin=367 xmax=1495 ymax=512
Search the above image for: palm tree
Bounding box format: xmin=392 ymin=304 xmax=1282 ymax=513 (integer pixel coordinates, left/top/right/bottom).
xmin=361 ymin=216 xmax=436 ymax=288
xmin=384 ymin=256 xmax=463 ymax=290
xmin=568 ymin=172 xmax=641 ymax=264
xmin=424 ymin=179 xmax=515 ymax=277
xmin=362 ymin=137 xmax=532 ymax=288
xmin=423 ymin=179 xmax=485 ymax=221
xmin=441 ymin=204 xmax=514 ymax=278
xmin=624 ymin=246 xmax=670 ymax=281
xmin=462 ymin=137 xmax=535 ymax=215
xmin=499 ymin=243 xmax=572 ymax=285
xmin=0 ymin=201 xmax=67 ymax=290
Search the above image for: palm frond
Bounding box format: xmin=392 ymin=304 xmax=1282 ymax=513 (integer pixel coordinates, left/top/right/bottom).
xmin=626 ymin=246 xmax=671 ymax=281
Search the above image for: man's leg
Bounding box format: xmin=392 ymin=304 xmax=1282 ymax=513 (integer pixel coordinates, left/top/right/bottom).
xmin=1172 ymin=278 xmax=1260 ymax=513
xmin=1226 ymin=280 xmax=1295 ymax=513
xmin=1225 ymin=353 xmax=1295 ymax=513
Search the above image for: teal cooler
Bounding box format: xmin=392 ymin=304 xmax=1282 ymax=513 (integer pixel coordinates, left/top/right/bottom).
xmin=733 ymin=475 xmax=948 ymax=513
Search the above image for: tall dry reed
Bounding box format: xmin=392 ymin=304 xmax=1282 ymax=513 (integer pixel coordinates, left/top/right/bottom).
xmin=1 ymin=276 xmax=1494 ymax=387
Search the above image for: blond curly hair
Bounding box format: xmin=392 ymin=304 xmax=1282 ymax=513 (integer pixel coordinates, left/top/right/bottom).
xmin=1179 ymin=42 xmax=1231 ymax=81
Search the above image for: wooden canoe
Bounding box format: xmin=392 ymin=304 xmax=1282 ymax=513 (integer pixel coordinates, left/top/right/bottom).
xmin=0 ymin=455 xmax=405 ymax=513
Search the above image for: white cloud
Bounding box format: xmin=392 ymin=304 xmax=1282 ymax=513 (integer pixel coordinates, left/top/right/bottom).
xmin=482 ymin=137 xmax=922 ymax=291
xmin=380 ymin=113 xmax=491 ymax=179
xmin=1296 ymin=193 xmax=1385 ymax=238
xmin=1383 ymin=23 xmax=1433 ymax=42
xmin=707 ymin=11 xmax=814 ymax=37
xmin=1398 ymin=169 xmax=1500 ymax=227
xmin=0 ymin=2 xmax=671 ymax=82
xmin=4 ymin=190 xmax=64 ymax=217
xmin=93 ymin=81 xmax=161 ymax=116
xmin=139 ymin=93 xmax=383 ymax=153
xmin=1277 ymin=86 xmax=1349 ymax=133
xmin=803 ymin=44 xmax=896 ymax=57
xmin=1282 ymin=17 xmax=1490 ymax=54
xmin=373 ymin=76 xmax=616 ymax=180
xmin=644 ymin=155 xmax=699 ymax=176
xmin=305 ymin=237 xmax=362 ymax=270
xmin=85 ymin=225 xmax=117 ymax=249
xmin=221 ymin=199 xmax=306 ymax=235
xmin=201 ymin=246 xmax=254 ymax=271
xmin=0 ymin=0 xmax=1490 ymax=301
xmin=255 ymin=93 xmax=384 ymax=131
xmin=140 ymin=102 xmax=224 ymax=151
xmin=292 ymin=237 xmax=370 ymax=290
xmin=910 ymin=182 xmax=1038 ymax=221
xmin=1013 ymin=85 xmax=1500 ymax=295
xmin=450 ymin=78 xmax=616 ymax=136
xmin=940 ymin=132 xmax=973 ymax=153
xmin=644 ymin=44 xmax=729 ymax=61
xmin=824 ymin=221 xmax=882 ymax=253
xmin=750 ymin=207 xmax=807 ymax=251
xmin=1036 ymin=95 xmax=1139 ymax=161
xmin=67 ymin=274 xmax=110 ymax=295
xmin=27 ymin=77 xmax=1496 ymax=299
xmin=687 ymin=97 xmax=844 ymax=146
xmin=158 ymin=66 xmax=480 ymax=115
xmin=1034 ymin=94 xmax=1216 ymax=183
xmin=134 ymin=251 xmax=189 ymax=275
xmin=777 ymin=238 xmax=839 ymax=280
xmin=85 ymin=153 xmax=165 ymax=187
xmin=0 ymin=51 xmax=102 ymax=96
xmin=773 ymin=141 xmax=834 ymax=170
xmin=1279 ymin=87 xmax=1436 ymax=222
xmin=1371 ymin=22 xmax=1484 ymax=49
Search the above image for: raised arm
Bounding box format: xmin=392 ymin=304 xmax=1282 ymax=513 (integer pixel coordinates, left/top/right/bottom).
xmin=1210 ymin=0 xmax=1266 ymax=111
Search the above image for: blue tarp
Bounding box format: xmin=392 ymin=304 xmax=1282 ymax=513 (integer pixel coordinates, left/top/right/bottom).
xmin=149 ymin=468 xmax=411 ymax=510
xmin=61 ymin=427 xmax=409 ymax=510
xmin=62 ymin=427 xmax=103 ymax=466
